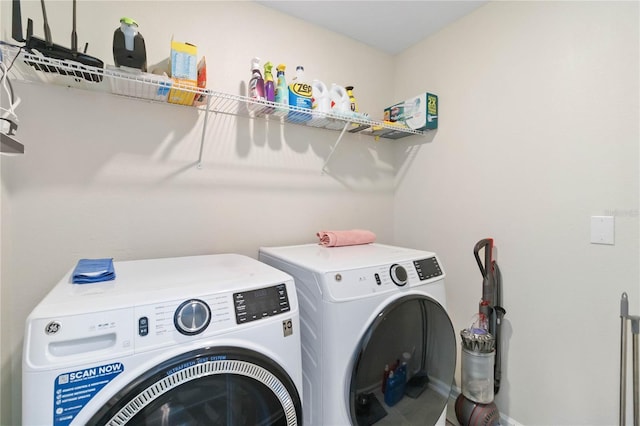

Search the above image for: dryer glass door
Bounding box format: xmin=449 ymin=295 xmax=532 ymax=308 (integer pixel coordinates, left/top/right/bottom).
xmin=86 ymin=347 xmax=301 ymax=426
xmin=349 ymin=295 xmax=456 ymax=426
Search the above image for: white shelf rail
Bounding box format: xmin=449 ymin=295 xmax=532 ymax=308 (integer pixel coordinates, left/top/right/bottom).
xmin=1 ymin=42 xmax=428 ymax=168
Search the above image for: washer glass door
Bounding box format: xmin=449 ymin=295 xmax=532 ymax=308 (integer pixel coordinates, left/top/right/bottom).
xmin=87 ymin=347 xmax=301 ymax=426
xmin=349 ymin=295 xmax=456 ymax=426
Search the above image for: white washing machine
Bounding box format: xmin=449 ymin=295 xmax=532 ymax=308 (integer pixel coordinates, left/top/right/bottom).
xmin=259 ymin=243 xmax=456 ymax=426
xmin=22 ymin=254 xmax=303 ymax=426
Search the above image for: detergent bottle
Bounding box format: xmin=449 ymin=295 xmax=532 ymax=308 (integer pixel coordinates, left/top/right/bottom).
xmin=324 ymin=83 xmax=351 ymax=129
xmin=248 ymin=57 xmax=265 ymax=112
xmin=329 ymin=83 xmax=351 ymax=116
xmin=112 ymin=17 xmax=147 ymax=71
xmin=288 ymin=65 xmax=312 ymax=123
xmin=384 ymin=370 xmax=404 ymax=407
xmin=308 ymin=79 xmax=331 ymax=127
xmin=263 ymin=61 xmax=275 ymax=114
xmin=311 ymin=80 xmax=330 ymax=114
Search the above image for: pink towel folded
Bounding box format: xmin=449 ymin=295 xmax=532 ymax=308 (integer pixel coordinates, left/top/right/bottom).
xmin=316 ymin=229 xmax=376 ymax=247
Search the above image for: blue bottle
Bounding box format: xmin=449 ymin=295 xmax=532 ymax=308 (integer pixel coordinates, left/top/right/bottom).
xmin=384 ymin=371 xmax=404 ymax=407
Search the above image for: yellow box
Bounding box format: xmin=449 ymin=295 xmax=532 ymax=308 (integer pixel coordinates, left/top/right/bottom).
xmin=168 ymin=40 xmax=198 ymax=105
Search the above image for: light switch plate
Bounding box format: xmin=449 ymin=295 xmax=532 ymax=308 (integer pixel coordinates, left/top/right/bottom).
xmin=591 ymin=216 xmax=615 ymax=245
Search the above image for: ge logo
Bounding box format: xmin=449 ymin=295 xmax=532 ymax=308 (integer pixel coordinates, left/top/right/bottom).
xmin=282 ymin=319 xmax=293 ymax=337
xmin=45 ymin=321 xmax=61 ymax=335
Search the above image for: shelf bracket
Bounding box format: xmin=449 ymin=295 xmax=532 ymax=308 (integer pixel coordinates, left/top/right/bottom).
xmin=197 ymin=92 xmax=212 ymax=169
xmin=321 ymin=121 xmax=351 ymax=174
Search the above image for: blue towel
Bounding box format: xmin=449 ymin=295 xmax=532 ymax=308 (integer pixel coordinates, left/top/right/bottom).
xmin=72 ymin=258 xmax=116 ymax=284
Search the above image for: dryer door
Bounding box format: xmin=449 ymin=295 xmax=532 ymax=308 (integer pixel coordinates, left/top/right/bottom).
xmin=349 ymin=295 xmax=456 ymax=426
xmin=86 ymin=347 xmax=301 ymax=426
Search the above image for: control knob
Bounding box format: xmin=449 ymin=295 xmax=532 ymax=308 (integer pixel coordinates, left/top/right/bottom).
xmin=389 ymin=264 xmax=408 ymax=286
xmin=174 ymin=299 xmax=211 ymax=336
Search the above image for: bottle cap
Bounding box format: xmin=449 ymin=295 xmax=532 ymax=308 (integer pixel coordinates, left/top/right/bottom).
xmin=120 ymin=17 xmax=138 ymax=27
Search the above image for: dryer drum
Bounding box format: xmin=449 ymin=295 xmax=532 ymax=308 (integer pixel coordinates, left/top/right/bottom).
xmin=86 ymin=346 xmax=301 ymax=426
xmin=349 ymin=295 xmax=456 ymax=426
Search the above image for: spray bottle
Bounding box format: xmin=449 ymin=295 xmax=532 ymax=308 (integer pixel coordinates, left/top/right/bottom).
xmin=263 ymin=61 xmax=275 ymax=114
xmin=274 ymin=63 xmax=288 ymax=116
xmin=248 ymin=57 xmax=265 ymax=112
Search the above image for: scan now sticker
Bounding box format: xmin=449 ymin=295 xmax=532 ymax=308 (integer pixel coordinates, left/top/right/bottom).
xmin=53 ymin=362 xmax=124 ymax=426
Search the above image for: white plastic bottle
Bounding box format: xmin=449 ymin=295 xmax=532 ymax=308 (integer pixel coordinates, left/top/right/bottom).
xmin=329 ymin=83 xmax=351 ymax=116
xmin=325 ymin=83 xmax=352 ymax=129
xmin=311 ymin=80 xmax=330 ymax=114
xmin=288 ymin=65 xmax=312 ymax=123
xmin=309 ymin=79 xmax=331 ymax=127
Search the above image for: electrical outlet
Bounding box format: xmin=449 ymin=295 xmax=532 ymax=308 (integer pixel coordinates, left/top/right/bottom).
xmin=590 ymin=216 xmax=615 ymax=245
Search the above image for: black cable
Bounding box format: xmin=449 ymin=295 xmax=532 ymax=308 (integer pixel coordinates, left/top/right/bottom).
xmin=6 ymin=45 xmax=25 ymax=74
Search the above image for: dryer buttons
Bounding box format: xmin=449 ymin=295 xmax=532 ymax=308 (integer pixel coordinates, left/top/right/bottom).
xmin=375 ymin=273 xmax=382 ymax=285
xmin=389 ymin=264 xmax=408 ymax=286
xmin=138 ymin=316 xmax=149 ymax=336
xmin=174 ymin=299 xmax=212 ymax=336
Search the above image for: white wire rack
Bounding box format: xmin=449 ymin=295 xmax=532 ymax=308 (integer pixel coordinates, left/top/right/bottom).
xmin=0 ymin=42 xmax=429 ymax=167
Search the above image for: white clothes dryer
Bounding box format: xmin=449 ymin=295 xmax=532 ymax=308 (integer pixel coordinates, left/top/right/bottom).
xmin=259 ymin=243 xmax=456 ymax=426
xmin=22 ymin=254 xmax=302 ymax=426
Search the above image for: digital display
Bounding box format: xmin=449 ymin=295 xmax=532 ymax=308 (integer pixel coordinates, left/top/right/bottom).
xmin=233 ymin=284 xmax=290 ymax=324
xmin=413 ymin=257 xmax=443 ymax=281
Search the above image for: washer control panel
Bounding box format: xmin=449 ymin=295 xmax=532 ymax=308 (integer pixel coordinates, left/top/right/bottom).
xmin=233 ymin=283 xmax=290 ymax=324
xmin=132 ymin=280 xmax=294 ymax=351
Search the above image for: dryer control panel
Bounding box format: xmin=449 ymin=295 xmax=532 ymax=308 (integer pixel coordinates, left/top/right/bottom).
xmin=413 ymin=257 xmax=443 ymax=281
xmin=323 ymin=256 xmax=444 ymax=302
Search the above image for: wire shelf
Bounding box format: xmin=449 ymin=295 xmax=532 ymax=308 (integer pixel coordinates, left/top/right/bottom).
xmin=0 ymin=42 xmax=427 ymax=139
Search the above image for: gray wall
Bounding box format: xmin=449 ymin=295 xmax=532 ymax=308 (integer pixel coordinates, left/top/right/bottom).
xmin=394 ymin=1 xmax=639 ymax=424
xmin=0 ymin=1 xmax=396 ymax=423
xmin=1 ymin=1 xmax=638 ymax=425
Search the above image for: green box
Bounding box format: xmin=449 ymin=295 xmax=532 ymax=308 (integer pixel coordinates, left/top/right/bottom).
xmin=384 ymin=93 xmax=438 ymax=131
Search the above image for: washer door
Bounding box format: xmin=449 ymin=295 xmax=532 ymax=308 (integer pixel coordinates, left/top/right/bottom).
xmin=86 ymin=347 xmax=301 ymax=426
xmin=349 ymin=295 xmax=456 ymax=426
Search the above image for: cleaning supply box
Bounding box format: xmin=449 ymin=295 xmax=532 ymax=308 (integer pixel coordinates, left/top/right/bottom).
xmin=168 ymin=39 xmax=198 ymax=105
xmin=384 ymin=93 xmax=438 ymax=131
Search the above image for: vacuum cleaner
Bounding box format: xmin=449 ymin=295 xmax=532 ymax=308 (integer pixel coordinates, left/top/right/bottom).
xmin=455 ymin=238 xmax=506 ymax=426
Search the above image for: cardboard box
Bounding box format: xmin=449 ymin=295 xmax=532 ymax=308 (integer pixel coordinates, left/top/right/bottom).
xmin=168 ymin=40 xmax=198 ymax=105
xmin=384 ymin=93 xmax=438 ymax=131
xmin=192 ymin=57 xmax=208 ymax=106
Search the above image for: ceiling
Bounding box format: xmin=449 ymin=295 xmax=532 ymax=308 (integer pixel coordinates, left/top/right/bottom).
xmin=256 ymin=1 xmax=489 ymax=55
